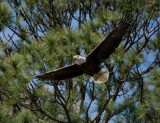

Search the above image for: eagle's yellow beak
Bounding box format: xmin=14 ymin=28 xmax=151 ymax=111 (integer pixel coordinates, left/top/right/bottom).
xmin=73 ymin=56 xmax=77 ymax=59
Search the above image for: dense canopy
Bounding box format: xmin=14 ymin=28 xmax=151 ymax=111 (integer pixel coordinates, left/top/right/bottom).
xmin=0 ymin=0 xmax=159 ymax=123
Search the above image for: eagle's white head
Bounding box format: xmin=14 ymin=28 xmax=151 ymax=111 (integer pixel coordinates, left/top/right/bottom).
xmin=73 ymin=55 xmax=86 ymax=65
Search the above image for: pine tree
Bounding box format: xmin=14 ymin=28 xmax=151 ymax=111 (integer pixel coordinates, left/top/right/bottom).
xmin=0 ymin=0 xmax=159 ymax=122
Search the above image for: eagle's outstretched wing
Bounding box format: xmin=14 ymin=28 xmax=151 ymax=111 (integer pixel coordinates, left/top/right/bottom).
xmin=86 ymin=20 xmax=130 ymax=64
xmin=36 ymin=64 xmax=84 ymax=81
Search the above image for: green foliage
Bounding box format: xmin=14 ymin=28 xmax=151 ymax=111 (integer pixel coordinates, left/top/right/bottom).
xmin=0 ymin=0 xmax=159 ymax=122
xmin=15 ymin=109 xmax=35 ymax=123
xmin=135 ymin=70 xmax=160 ymax=122
xmin=0 ymin=1 xmax=13 ymax=31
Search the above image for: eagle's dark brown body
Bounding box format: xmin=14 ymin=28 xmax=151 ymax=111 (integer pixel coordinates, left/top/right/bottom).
xmin=79 ymin=60 xmax=101 ymax=76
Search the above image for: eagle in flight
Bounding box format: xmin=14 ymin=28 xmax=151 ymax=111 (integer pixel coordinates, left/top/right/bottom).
xmin=36 ymin=20 xmax=130 ymax=83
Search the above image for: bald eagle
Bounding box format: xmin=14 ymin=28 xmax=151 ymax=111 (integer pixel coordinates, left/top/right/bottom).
xmin=36 ymin=20 xmax=130 ymax=83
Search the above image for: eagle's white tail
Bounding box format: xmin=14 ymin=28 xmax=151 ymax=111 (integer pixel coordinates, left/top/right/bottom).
xmin=92 ymin=69 xmax=109 ymax=83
